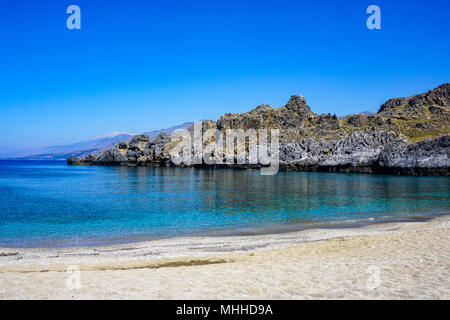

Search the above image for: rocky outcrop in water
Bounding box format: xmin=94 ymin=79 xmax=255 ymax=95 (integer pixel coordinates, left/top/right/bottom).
xmin=279 ymin=131 xmax=407 ymax=171
xmin=377 ymin=134 xmax=450 ymax=175
xmin=68 ymin=133 xmax=173 ymax=166
xmin=68 ymin=84 xmax=450 ymax=176
xmin=278 ymin=131 xmax=449 ymax=175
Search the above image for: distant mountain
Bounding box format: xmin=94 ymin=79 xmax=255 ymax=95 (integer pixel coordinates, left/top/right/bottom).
xmin=143 ymin=122 xmax=193 ymax=139
xmin=10 ymin=132 xmax=135 ymax=160
xmin=5 ymin=122 xmax=194 ymax=160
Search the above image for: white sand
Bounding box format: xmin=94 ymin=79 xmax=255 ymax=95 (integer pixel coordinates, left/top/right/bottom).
xmin=0 ymin=216 xmax=449 ymax=299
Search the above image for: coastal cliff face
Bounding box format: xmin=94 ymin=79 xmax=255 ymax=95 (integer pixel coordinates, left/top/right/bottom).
xmin=67 ymin=84 xmax=450 ymax=176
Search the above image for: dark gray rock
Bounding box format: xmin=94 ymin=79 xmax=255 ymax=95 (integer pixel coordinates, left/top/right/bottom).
xmin=379 ymin=135 xmax=450 ymax=169
xmin=279 ymin=131 xmax=408 ymax=168
xmin=128 ymin=134 xmax=150 ymax=151
xmin=66 ymin=155 xmax=79 ymax=165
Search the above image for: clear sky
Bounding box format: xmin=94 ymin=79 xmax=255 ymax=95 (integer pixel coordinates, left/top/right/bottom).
xmin=0 ymin=0 xmax=449 ymax=153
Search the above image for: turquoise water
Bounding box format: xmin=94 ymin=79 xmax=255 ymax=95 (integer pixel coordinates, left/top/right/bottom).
xmin=0 ymin=160 xmax=449 ymax=248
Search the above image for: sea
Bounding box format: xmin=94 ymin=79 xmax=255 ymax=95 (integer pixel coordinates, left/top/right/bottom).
xmin=0 ymin=160 xmax=448 ymax=247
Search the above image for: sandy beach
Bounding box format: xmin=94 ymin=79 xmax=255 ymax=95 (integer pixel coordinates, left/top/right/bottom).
xmin=0 ymin=215 xmax=449 ymax=299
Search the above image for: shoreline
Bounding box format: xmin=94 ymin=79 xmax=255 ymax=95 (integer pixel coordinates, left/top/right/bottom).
xmin=0 ymin=214 xmax=448 ymax=268
xmin=2 ymin=210 xmax=448 ymax=250
xmin=0 ymin=215 xmax=449 ymax=299
xmin=67 ymin=160 xmax=450 ymax=177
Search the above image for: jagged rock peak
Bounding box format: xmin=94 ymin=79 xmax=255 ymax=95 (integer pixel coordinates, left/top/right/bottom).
xmin=378 ymin=83 xmax=450 ymax=114
xmin=252 ymin=104 xmax=273 ymax=113
xmin=129 ymin=134 xmax=150 ymax=143
xmin=284 ymin=94 xmax=311 ymax=115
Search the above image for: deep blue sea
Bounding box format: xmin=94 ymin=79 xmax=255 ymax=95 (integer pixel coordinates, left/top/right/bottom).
xmin=0 ymin=160 xmax=449 ymax=248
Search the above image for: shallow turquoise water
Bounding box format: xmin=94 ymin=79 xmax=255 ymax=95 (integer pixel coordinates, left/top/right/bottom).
xmin=0 ymin=160 xmax=448 ymax=247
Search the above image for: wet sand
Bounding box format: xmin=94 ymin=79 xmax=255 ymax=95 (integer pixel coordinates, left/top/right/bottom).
xmin=0 ymin=215 xmax=449 ymax=299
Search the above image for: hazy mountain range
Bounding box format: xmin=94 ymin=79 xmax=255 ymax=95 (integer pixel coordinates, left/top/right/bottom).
xmin=143 ymin=122 xmax=193 ymax=139
xmin=2 ymin=122 xmax=193 ymax=160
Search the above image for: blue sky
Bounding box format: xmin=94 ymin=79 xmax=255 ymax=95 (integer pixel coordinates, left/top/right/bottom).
xmin=0 ymin=0 xmax=449 ymax=153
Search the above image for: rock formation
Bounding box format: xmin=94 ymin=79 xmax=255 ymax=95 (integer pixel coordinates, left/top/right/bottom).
xmin=68 ymin=84 xmax=450 ymax=176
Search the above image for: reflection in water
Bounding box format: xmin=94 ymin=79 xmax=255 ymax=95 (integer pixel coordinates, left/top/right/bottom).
xmin=0 ymin=160 xmax=449 ymax=247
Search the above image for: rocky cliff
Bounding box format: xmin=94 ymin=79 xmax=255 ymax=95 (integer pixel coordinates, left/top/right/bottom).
xmin=68 ymin=84 xmax=450 ymax=176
